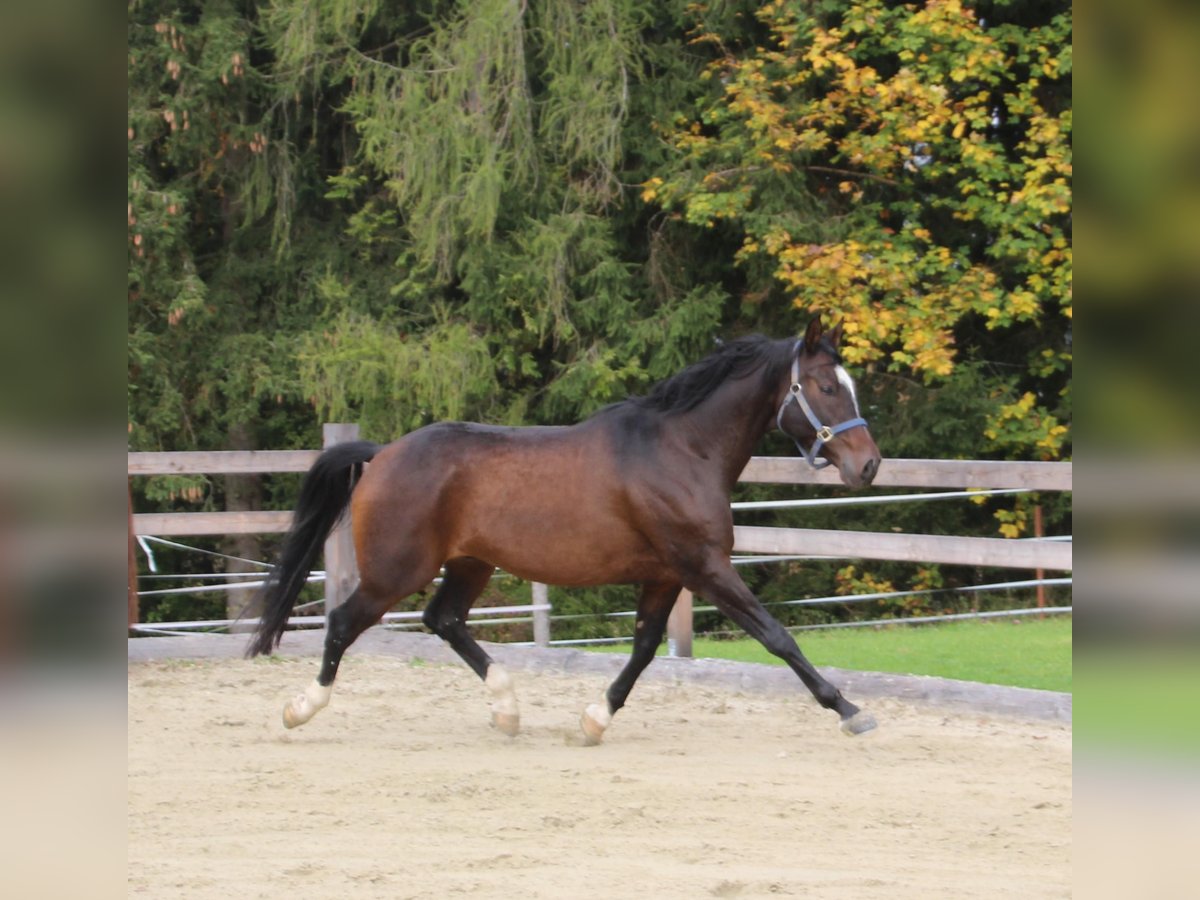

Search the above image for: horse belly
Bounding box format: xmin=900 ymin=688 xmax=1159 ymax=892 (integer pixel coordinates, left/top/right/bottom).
xmin=454 ymin=495 xmax=661 ymax=586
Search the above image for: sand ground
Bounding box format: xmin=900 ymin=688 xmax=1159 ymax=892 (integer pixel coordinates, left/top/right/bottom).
xmin=128 ymin=649 xmax=1070 ymax=898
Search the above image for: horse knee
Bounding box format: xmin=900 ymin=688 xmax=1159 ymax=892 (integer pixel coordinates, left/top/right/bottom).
xmin=757 ymin=623 xmax=798 ymax=660
xmin=421 ymin=607 xmax=459 ymax=638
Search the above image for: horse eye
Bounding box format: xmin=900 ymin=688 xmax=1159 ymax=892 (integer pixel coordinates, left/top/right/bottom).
xmin=819 ymin=385 xmax=835 ymax=396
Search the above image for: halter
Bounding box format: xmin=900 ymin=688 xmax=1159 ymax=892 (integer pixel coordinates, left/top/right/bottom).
xmin=776 ymin=342 xmax=869 ymax=469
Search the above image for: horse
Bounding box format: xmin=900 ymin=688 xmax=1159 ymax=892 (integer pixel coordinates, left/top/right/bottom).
xmin=247 ymin=317 xmax=882 ymax=742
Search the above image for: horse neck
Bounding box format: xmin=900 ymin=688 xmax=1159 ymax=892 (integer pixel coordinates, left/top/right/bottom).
xmin=679 ymin=373 xmax=779 ymax=488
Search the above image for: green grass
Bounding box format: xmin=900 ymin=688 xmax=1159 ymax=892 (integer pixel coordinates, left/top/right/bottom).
xmin=587 ymin=616 xmax=1072 ymax=693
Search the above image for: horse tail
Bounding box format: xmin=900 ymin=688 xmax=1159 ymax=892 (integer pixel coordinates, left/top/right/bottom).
xmin=245 ymin=440 xmax=381 ymax=658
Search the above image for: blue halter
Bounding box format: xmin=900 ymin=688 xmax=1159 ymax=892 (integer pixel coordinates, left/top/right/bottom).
xmin=775 ymin=344 xmax=869 ymax=469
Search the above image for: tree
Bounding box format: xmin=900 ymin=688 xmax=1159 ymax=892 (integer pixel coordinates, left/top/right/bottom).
xmin=127 ymin=0 xmax=732 ymax=620
xmin=651 ymin=0 xmax=1071 ymax=464
xmin=128 ymin=0 xmax=363 ymax=616
xmin=263 ymin=0 xmax=736 ymax=435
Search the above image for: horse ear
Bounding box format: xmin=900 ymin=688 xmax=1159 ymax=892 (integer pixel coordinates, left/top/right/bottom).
xmin=803 ymin=317 xmax=824 ymax=354
xmin=827 ymin=319 xmax=844 ymax=350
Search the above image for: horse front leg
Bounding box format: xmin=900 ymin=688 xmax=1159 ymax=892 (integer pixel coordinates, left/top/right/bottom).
xmin=688 ymin=560 xmax=877 ymax=736
xmin=580 ymin=582 xmax=681 ymax=745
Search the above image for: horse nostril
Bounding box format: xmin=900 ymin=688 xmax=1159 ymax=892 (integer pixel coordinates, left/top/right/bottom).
xmin=862 ymin=457 xmax=878 ymax=483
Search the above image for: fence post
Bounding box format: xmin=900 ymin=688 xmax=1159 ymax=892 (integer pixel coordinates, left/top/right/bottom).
xmin=667 ymin=588 xmax=693 ymax=658
xmin=1034 ymin=503 xmax=1045 ymax=618
xmin=128 ymin=484 xmax=139 ymax=628
xmin=531 ymin=582 xmax=551 ymax=647
xmin=323 ymin=423 xmax=360 ymax=620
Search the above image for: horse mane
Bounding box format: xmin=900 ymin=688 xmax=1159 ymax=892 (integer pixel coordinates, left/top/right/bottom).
xmin=625 ymin=334 xmax=794 ymax=415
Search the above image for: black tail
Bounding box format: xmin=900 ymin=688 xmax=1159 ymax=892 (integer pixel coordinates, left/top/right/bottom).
xmin=245 ymin=440 xmax=381 ymax=657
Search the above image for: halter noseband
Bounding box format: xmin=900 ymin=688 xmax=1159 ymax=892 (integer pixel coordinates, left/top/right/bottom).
xmin=776 ymin=341 xmax=869 ymax=469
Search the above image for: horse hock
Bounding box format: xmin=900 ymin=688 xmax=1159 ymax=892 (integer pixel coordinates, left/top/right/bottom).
xmin=485 ymin=664 xmax=520 ymax=736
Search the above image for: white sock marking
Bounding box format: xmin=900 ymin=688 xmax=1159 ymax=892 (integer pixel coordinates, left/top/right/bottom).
xmin=584 ymin=698 xmax=612 ymax=730
xmin=485 ymin=664 xmax=518 ymax=717
xmin=284 ymin=679 xmax=331 ymax=727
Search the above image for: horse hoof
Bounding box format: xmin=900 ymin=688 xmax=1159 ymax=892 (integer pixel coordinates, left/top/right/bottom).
xmin=579 ymin=701 xmax=612 ymax=746
xmin=281 ymin=681 xmax=330 ymax=729
xmin=485 ymin=665 xmax=520 ymax=736
xmin=840 ymin=710 xmax=878 ymax=736
xmin=579 ymin=713 xmax=605 ymax=746
xmin=282 ymin=699 xmax=307 ymax=729
xmin=491 ymin=711 xmax=520 ymax=737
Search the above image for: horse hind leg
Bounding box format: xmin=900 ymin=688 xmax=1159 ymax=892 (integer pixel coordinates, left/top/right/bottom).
xmin=282 ymin=563 xmax=436 ymax=728
xmin=280 ymin=585 xmax=386 ymax=728
xmin=422 ymin=557 xmax=520 ymax=737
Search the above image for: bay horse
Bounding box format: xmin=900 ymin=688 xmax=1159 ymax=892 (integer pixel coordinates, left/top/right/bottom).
xmin=248 ymin=317 xmax=882 ymax=741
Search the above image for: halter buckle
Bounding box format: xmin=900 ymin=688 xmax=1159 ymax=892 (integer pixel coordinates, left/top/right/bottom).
xmin=816 ymin=425 xmax=834 ymax=443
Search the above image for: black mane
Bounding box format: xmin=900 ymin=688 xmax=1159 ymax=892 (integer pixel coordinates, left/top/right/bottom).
xmin=627 ymin=335 xmax=794 ymax=415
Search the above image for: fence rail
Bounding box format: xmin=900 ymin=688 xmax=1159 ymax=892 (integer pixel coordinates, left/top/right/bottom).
xmin=130 ymin=449 xmax=1071 ymax=490
xmin=128 ymin=428 xmax=1072 ymax=651
xmin=740 ymin=456 xmax=1070 ymax=490
xmin=127 ymin=450 xmax=320 ymax=475
xmin=733 ymin=525 xmax=1072 ymax=570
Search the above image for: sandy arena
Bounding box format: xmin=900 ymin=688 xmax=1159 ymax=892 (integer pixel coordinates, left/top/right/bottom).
xmin=128 ymin=631 xmax=1071 ymax=898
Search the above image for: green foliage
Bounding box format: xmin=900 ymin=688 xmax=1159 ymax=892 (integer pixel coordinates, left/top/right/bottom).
xmin=296 ymin=312 xmax=501 ymax=439
xmin=129 ymin=0 xmax=345 ymax=454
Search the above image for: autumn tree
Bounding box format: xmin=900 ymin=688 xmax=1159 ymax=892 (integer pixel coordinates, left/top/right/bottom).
xmin=651 ymin=0 xmax=1071 ymax=466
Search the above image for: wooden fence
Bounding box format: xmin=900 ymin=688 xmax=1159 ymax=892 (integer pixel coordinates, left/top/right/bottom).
xmin=129 ymin=424 xmax=1072 ymax=650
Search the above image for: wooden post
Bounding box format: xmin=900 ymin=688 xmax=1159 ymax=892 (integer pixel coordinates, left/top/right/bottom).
xmin=128 ymin=484 xmax=139 ymax=629
xmin=322 ymin=423 xmax=360 ymax=620
xmin=531 ymin=582 xmax=550 ymax=647
xmin=1034 ymin=503 xmax=1045 ymax=619
xmin=667 ymin=588 xmax=693 ymax=658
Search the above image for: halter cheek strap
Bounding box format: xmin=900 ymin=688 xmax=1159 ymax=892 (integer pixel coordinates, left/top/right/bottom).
xmin=776 ymin=346 xmax=869 ymax=469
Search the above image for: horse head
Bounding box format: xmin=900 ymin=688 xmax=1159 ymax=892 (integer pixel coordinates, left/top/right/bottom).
xmin=777 ymin=317 xmax=881 ymax=489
